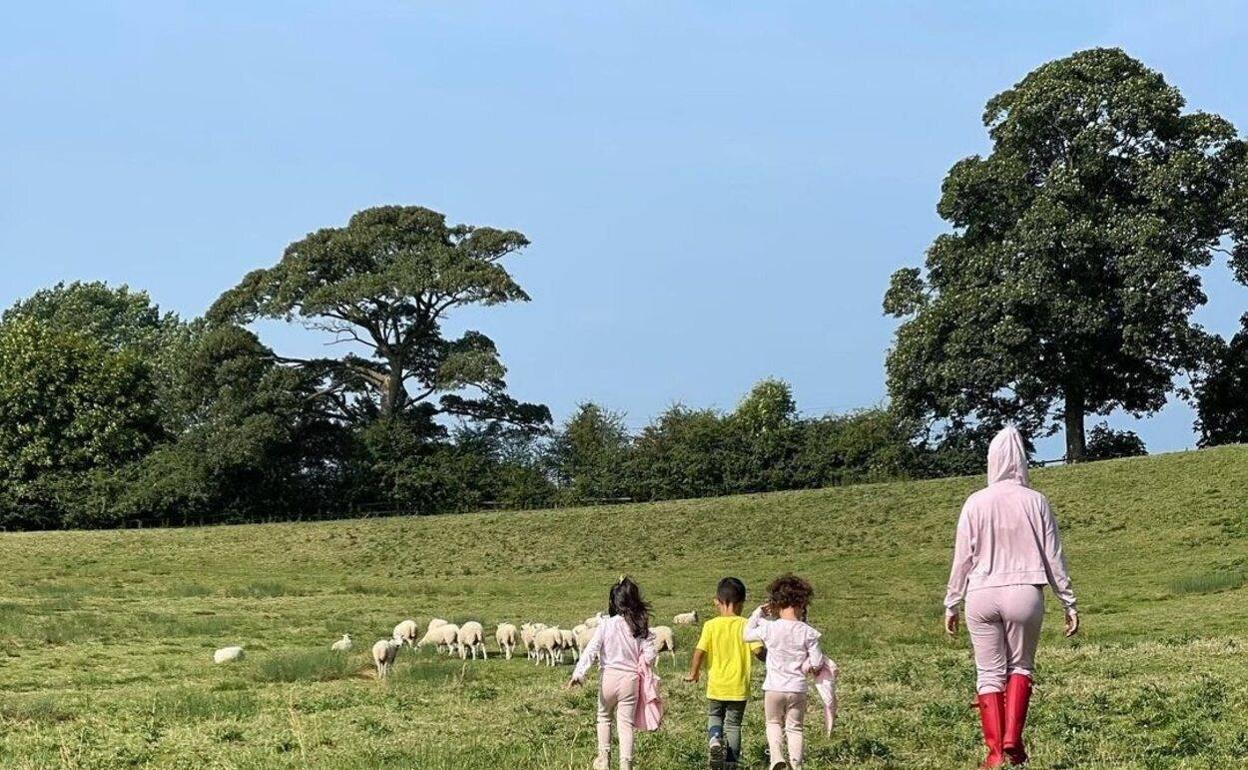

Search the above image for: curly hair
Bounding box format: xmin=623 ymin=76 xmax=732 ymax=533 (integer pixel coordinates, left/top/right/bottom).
xmin=767 ymin=573 xmax=814 ymax=612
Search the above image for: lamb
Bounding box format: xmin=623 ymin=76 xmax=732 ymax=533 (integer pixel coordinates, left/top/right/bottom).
xmin=213 ymin=646 xmax=244 ymax=664
xmin=495 ymin=623 xmax=518 ymax=660
xmin=427 ymin=618 xmax=449 ymax=631
xmin=584 ymin=612 xmax=604 ymax=629
xmin=372 ymin=639 xmax=401 ymax=678
xmin=457 ymin=621 xmax=488 ymax=660
xmin=651 ymin=625 xmax=677 ymax=665
xmin=534 ymin=626 xmax=565 ymax=667
xmin=330 ymin=633 xmax=353 ymax=652
xmin=673 ymin=611 xmax=699 ymax=625
xmin=392 ymin=619 xmax=420 ymax=648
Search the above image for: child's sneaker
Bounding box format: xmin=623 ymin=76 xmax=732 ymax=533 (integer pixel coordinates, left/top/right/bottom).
xmin=592 ymin=751 xmax=610 ymax=770
xmin=708 ymin=735 xmax=724 ymax=770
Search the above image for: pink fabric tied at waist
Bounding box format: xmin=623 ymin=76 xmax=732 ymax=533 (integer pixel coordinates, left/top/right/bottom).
xmin=811 ymin=659 xmax=839 ymax=737
xmin=634 ymin=662 xmax=663 ymax=732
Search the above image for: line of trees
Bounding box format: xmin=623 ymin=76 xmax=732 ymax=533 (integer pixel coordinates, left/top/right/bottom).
xmin=1 ymin=49 xmax=1246 ymax=530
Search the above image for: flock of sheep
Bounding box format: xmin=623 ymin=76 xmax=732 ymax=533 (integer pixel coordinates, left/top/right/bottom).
xmin=214 ymin=611 xmax=701 ymax=678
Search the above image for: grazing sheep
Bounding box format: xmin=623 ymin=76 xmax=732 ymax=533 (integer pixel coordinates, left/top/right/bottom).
xmin=417 ymin=622 xmax=459 ymax=654
xmin=584 ymin=612 xmax=604 ymax=629
xmin=573 ymin=624 xmax=595 ymax=656
xmin=457 ymin=621 xmax=488 ymax=660
xmin=521 ymin=622 xmax=547 ymax=660
xmin=495 ymin=623 xmax=518 ymax=660
xmin=673 ymin=611 xmax=699 ymax=625
xmin=372 ymin=639 xmax=401 ymax=679
xmin=534 ymin=627 xmax=564 ymax=666
xmin=330 ymin=634 xmax=353 ymax=652
xmin=428 ymin=618 xmax=449 ymax=631
xmin=213 ymin=646 xmax=244 ymax=664
xmin=651 ymin=626 xmax=677 ymax=665
xmin=558 ymin=628 xmax=578 ymax=661
xmin=392 ymin=619 xmax=420 ymax=647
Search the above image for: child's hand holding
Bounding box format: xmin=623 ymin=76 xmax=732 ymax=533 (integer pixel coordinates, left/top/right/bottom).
xmin=682 ymin=672 xmax=700 ymax=683
xmin=564 ymin=677 xmax=584 ymax=690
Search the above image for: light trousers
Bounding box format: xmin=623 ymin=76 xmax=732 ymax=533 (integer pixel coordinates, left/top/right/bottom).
xmin=966 ymin=584 xmax=1044 ymax=694
xmin=763 ymin=690 xmax=807 ymax=767
xmin=597 ymin=669 xmax=639 ymax=765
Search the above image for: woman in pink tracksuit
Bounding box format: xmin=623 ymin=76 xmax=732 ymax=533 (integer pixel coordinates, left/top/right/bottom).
xmin=568 ymin=577 xmax=658 ymax=770
xmin=944 ymin=426 xmax=1078 ymax=768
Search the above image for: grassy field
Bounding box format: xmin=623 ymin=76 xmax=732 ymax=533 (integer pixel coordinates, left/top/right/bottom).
xmin=0 ymin=447 xmax=1245 ymax=769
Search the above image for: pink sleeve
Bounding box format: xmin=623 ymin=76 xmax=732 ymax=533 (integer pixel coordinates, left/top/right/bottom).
xmin=943 ymin=505 xmax=975 ymax=613
xmin=743 ymin=606 xmax=767 ymax=643
xmin=804 ymin=627 xmax=826 ymax=673
xmin=1040 ymin=501 xmax=1077 ymax=612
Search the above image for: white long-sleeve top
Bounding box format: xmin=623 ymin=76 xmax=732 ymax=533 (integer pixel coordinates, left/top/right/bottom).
xmin=743 ymin=606 xmax=825 ymax=694
xmin=944 ymin=426 xmax=1078 ymax=615
xmin=572 ymin=615 xmax=657 ymax=680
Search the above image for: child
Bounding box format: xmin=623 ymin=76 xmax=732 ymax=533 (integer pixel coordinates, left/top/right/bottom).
xmin=568 ymin=577 xmax=658 ymax=770
xmin=743 ymin=573 xmax=825 ymax=770
xmin=684 ymin=577 xmax=765 ymax=770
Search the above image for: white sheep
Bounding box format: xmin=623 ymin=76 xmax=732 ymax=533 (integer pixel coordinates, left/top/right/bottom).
xmin=495 ymin=623 xmax=518 ymax=660
xmin=673 ymin=611 xmax=699 ymax=625
xmin=558 ymin=628 xmax=578 ymax=661
xmin=428 ymin=618 xmax=449 ymax=631
xmin=213 ymin=646 xmax=244 ymax=664
xmin=372 ymin=638 xmax=401 ymax=679
xmin=574 ymin=624 xmax=595 ymax=656
xmin=457 ymin=621 xmax=488 ymax=660
xmin=521 ymin=622 xmax=547 ymax=660
xmin=584 ymin=612 xmax=604 ymax=629
xmin=417 ymin=622 xmax=459 ymax=654
xmin=651 ymin=625 xmax=677 ymax=665
xmin=392 ymin=619 xmax=420 ymax=648
xmin=534 ymin=627 xmax=564 ymax=666
xmin=330 ymin=633 xmax=353 ymax=652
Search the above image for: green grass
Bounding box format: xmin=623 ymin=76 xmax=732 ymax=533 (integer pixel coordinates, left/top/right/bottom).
xmin=0 ymin=446 xmax=1244 ymax=768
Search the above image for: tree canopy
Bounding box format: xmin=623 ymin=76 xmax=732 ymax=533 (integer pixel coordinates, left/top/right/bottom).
xmin=884 ymin=48 xmax=1247 ymax=460
xmin=209 ymin=206 xmax=550 ymax=430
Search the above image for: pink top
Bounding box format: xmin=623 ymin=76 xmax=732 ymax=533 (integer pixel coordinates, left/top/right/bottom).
xmin=944 ymin=426 xmax=1078 ymax=615
xmin=743 ymin=607 xmax=825 ymax=693
xmin=572 ymin=615 xmax=657 ymax=679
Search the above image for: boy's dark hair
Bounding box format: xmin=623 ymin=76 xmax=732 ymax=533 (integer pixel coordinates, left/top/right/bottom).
xmin=716 ymin=577 xmax=747 ymax=606
xmin=767 ymin=573 xmax=814 ymax=611
xmin=608 ymin=576 xmax=651 ymax=639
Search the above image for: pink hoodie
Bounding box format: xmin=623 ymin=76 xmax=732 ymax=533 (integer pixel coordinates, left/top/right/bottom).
xmin=944 ymin=426 xmax=1077 ymax=616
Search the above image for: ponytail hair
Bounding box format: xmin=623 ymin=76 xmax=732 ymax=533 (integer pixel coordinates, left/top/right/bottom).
xmin=608 ymin=576 xmax=651 ymax=639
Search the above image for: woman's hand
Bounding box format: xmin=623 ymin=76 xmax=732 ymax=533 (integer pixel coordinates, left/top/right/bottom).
xmin=1064 ymin=610 xmax=1079 ymax=637
xmin=944 ymin=610 xmax=959 ymax=636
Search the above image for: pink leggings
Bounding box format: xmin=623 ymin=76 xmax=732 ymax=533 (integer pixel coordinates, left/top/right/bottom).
xmin=763 ymin=690 xmax=807 ymax=767
xmin=966 ymin=584 xmax=1044 ymax=694
xmin=597 ymin=669 xmax=639 ymax=764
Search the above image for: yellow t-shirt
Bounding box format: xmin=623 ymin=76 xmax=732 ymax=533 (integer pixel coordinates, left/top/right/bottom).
xmin=696 ymin=615 xmax=762 ymax=702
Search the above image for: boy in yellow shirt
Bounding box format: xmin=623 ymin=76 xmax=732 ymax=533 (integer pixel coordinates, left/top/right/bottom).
xmin=684 ymin=577 xmax=765 ymax=770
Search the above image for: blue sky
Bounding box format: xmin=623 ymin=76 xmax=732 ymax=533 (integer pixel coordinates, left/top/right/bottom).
xmin=3 ymin=2 xmax=1246 ymax=456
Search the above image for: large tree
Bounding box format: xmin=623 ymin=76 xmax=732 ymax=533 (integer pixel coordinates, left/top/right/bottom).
xmin=884 ymin=48 xmax=1245 ymax=461
xmin=209 ymin=206 xmax=550 ymax=429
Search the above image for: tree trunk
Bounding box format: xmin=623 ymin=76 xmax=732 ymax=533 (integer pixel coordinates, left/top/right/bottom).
xmin=1064 ymin=390 xmax=1086 ymax=463
xmin=379 ymin=357 xmax=405 ymax=417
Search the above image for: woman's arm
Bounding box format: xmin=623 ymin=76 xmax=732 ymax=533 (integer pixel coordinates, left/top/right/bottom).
xmin=1039 ymin=500 xmax=1077 ymax=613
xmin=943 ymin=506 xmax=976 ymax=617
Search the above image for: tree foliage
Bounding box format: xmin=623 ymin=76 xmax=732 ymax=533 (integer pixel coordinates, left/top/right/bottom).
xmin=884 ymin=48 xmax=1246 ymax=461
xmin=1193 ymin=316 xmax=1248 ymax=447
xmin=208 ymin=206 xmax=550 ymax=431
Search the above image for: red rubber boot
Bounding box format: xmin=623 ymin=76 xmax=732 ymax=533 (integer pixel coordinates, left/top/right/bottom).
xmin=977 ymin=692 xmax=1006 ymax=768
xmin=1003 ymin=674 xmax=1033 ymax=765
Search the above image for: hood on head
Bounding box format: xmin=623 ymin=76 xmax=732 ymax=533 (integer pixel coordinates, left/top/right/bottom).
xmin=987 ymin=425 xmax=1029 ymax=486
